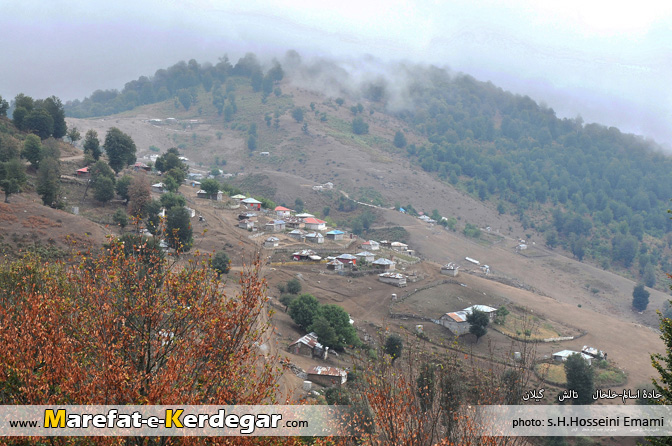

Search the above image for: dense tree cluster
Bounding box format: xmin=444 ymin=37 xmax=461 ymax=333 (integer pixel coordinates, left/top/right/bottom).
xmin=392 ymin=68 xmax=672 ymax=275
xmin=12 ymin=94 xmax=67 ymax=140
xmin=64 ymin=54 xmax=284 ymax=118
xmin=287 ymin=294 xmax=359 ymax=350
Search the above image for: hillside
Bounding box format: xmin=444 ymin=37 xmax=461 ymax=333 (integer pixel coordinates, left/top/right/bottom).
xmin=2 ymin=54 xmax=668 ymax=423
xmin=62 ymin=54 xmax=672 ymax=293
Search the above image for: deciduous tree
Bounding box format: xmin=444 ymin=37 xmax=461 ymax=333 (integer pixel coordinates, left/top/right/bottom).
xmin=286 ymin=278 xmax=302 ymax=294
xmin=36 ymin=157 xmax=60 ymax=206
xmin=352 ymin=116 xmax=369 ymax=135
xmin=83 ymin=129 xmax=102 ymax=160
xmin=22 ymin=134 xmax=43 ymax=169
xmin=93 ymin=176 xmax=115 ymax=204
xmin=24 ymin=108 xmax=54 ymax=139
xmin=393 ymin=130 xmax=407 ymax=148
xmin=384 ymin=334 xmax=403 ymax=363
xmin=127 ymin=175 xmax=151 ymax=218
xmin=564 ymin=353 xmax=594 ymax=405
xmin=212 ymin=250 xmax=231 ymax=277
xmin=115 ymin=174 xmax=132 ymax=202
xmin=288 ymin=293 xmax=321 ymax=331
xmin=0 ymin=243 xmax=284 ymax=445
xmin=466 ymin=308 xmax=489 ymax=341
xmin=166 ymin=205 xmax=193 ymax=252
xmin=104 ymin=127 xmax=137 ymax=173
xmin=633 ymin=283 xmax=650 ymax=311
xmin=0 ymin=158 xmax=26 ymax=203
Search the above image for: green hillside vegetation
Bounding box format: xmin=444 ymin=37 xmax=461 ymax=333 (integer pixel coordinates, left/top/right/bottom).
xmin=62 ymin=52 xmax=672 ymax=284
xmin=387 ymin=70 xmax=672 ymax=279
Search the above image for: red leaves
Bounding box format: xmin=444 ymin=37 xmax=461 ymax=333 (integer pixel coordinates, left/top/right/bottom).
xmin=0 ymin=244 xmax=283 ymax=423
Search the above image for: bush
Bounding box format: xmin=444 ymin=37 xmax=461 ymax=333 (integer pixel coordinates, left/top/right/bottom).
xmin=112 ymin=209 xmax=128 ymax=228
xmin=286 ymin=278 xmax=302 ymax=294
xmin=211 ymin=250 xmax=230 ymax=277
xmin=352 ymin=117 xmax=369 ymax=135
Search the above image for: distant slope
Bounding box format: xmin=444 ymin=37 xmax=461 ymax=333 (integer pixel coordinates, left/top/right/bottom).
xmin=64 ymin=52 xmax=672 ymax=291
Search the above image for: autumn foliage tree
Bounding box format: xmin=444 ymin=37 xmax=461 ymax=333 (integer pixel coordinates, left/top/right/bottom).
xmin=0 ymin=241 xmax=293 ymax=445
xmin=323 ymin=334 xmax=536 ymax=446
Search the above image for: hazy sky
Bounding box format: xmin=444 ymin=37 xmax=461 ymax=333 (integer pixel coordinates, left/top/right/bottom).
xmin=2 ymin=0 xmax=672 ymax=146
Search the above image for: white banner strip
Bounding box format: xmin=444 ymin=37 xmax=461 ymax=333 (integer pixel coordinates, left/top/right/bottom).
xmin=476 ymin=405 xmax=672 ymax=436
xmin=0 ymin=405 xmax=351 ymax=437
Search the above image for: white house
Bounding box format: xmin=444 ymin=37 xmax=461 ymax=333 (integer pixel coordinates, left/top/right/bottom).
xmin=360 ymin=240 xmax=380 ymax=251
xmin=378 ymin=272 xmax=407 ymax=287
xmin=241 ymin=198 xmax=262 ymax=211
xmin=372 ymin=258 xmax=396 ymax=271
xmin=305 ymin=232 xmax=324 ymax=244
xmin=552 ymin=350 xmax=593 ymax=366
xmin=304 ymin=218 xmax=327 ymax=231
xmin=264 ymin=237 xmax=280 ymax=248
xmin=438 ymin=311 xmax=470 ymax=335
xmin=463 ymin=305 xmax=497 ymax=322
xmin=274 ymin=206 xmax=292 ymax=218
xmin=265 ymin=220 xmax=286 ymax=232
xmin=326 ymin=230 xmax=345 ymax=241
xmin=288 ymin=229 xmax=307 ymax=242
xmin=355 ymin=251 xmax=375 ymax=263
xmin=238 ymin=219 xmax=254 ymax=230
xmin=440 ymin=263 xmax=459 ymax=277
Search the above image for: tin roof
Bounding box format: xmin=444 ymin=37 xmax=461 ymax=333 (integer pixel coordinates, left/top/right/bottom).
xmin=306 ymin=365 xmax=346 ymax=377
xmin=289 ymin=332 xmax=322 ymax=350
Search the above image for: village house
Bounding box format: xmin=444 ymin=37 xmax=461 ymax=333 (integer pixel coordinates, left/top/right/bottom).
xmin=274 ymin=206 xmax=292 ymax=219
xmin=265 ymin=220 xmax=286 ymax=232
xmin=76 ymin=167 xmax=90 ymax=178
xmin=304 ymin=218 xmax=327 ymax=231
xmin=306 ymin=365 xmax=347 ymax=388
xmin=463 ymin=305 xmax=498 ymax=322
xmin=231 ymin=194 xmax=247 ymax=201
xmin=390 ymin=241 xmax=409 ymax=252
xmin=151 ymin=182 xmax=165 ymax=193
xmin=440 ymin=263 xmax=459 ymax=277
xmin=305 ymin=232 xmax=325 ymax=244
xmin=438 ymin=305 xmax=498 ymax=335
xmin=355 ymin=251 xmax=375 ymax=263
xmin=238 ymin=212 xmax=258 ymax=221
xmin=238 ymin=219 xmax=254 ymax=230
xmin=284 ymin=217 xmax=305 ymax=229
xmin=288 ymin=229 xmax=307 ymax=242
xmin=133 ymin=162 xmax=151 ymax=172
xmin=552 ymin=350 xmax=593 ymax=366
xmin=378 ymin=272 xmax=407 ymax=287
xmin=326 ymin=259 xmax=344 ymax=271
xmin=372 ymin=258 xmax=396 ymax=271
xmin=360 ymin=240 xmax=380 ymax=251
xmin=241 ymin=198 xmax=262 ymax=211
xmin=264 ymin=237 xmax=279 ymax=249
xmin=336 ymin=254 xmax=357 ymax=266
xmin=326 ymin=230 xmax=345 ymax=241
xmin=295 ymin=213 xmax=315 ymax=219
xmin=581 ymin=346 xmax=605 ymax=359
xmin=438 ymin=311 xmax=470 ymax=335
xmin=292 ymin=250 xmax=321 ymax=261
xmin=196 ymin=189 xmax=223 ymax=201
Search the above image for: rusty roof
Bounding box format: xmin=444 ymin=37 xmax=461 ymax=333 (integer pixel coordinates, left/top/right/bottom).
xmin=306 ymin=365 xmax=346 ymax=377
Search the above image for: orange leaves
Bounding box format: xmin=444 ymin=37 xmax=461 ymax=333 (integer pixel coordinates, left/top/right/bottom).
xmin=0 ymin=243 xmax=284 ymax=429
